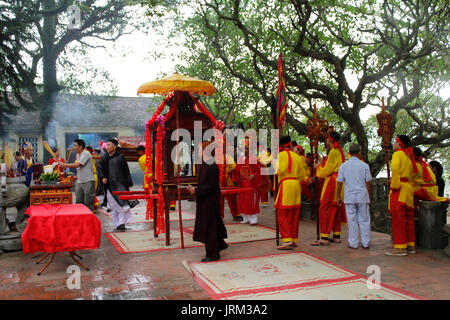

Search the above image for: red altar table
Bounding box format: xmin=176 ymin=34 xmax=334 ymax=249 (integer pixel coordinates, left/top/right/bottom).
xmin=22 ymin=204 xmax=101 ymax=275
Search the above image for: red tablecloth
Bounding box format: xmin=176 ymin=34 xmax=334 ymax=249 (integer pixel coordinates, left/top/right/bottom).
xmin=22 ymin=204 xmax=101 ymax=254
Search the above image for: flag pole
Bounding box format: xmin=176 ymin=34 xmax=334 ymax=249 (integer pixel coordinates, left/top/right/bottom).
xmin=275 ymin=108 xmax=280 ymax=247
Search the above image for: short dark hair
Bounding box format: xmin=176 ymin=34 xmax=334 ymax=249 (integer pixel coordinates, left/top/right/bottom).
xmin=14 ymin=151 xmax=21 ymax=157
xmin=136 ymin=145 xmax=145 ymax=152
xmin=74 ymin=139 xmax=86 ymax=149
xmin=329 ymin=131 xmax=340 ymax=142
xmin=267 ymin=148 xmax=271 ymax=153
xmin=429 ymin=160 xmax=443 ymax=177
xmin=291 ymin=141 xmax=297 ymax=146
xmin=396 ymin=135 xmax=411 ymax=148
xmin=107 ymin=138 xmax=118 ymax=146
xmin=280 ymin=135 xmax=291 ymax=146
xmin=52 ymin=147 xmax=59 ymax=153
xmin=86 ymin=146 xmax=93 ymax=153
xmin=412 ymin=147 xmax=422 ymax=158
xmin=349 ymin=143 xmax=361 ymax=155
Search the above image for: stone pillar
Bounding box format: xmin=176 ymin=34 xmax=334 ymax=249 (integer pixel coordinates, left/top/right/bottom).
xmin=0 ymin=176 xmax=28 ymax=252
xmin=417 ymin=201 xmax=449 ymax=250
xmin=369 ymin=178 xmax=391 ymax=235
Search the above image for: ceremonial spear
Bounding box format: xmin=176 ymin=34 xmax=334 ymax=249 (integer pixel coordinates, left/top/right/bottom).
xmin=270 ymin=94 xmax=280 ymax=246
xmin=376 ymin=97 xmax=393 ymax=180
xmin=306 ymin=104 xmax=329 ymax=240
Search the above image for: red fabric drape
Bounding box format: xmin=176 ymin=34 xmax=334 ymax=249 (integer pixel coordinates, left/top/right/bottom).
xmin=156 ymin=123 xmax=165 ymax=234
xmin=417 ymin=156 xmax=432 ymax=182
xmin=395 ymin=137 xmax=418 ymax=174
xmin=279 ymin=147 xmax=292 ymax=173
xmin=22 ymin=204 xmax=101 ymax=254
xmin=328 ymin=135 xmax=346 ymax=163
xmin=145 ymin=127 xmax=154 ymax=220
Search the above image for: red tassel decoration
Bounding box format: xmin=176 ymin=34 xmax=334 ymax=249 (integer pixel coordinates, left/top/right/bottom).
xmin=145 ymin=127 xmax=153 ymax=220
xmin=156 ymin=123 xmax=165 ymax=234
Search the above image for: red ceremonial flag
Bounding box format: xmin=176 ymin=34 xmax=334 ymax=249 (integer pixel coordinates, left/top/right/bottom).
xmin=276 ymin=53 xmax=288 ymax=132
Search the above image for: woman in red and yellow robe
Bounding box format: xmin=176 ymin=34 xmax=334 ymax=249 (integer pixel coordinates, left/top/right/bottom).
xmin=311 ymin=133 xmax=346 ymax=246
xmin=233 ymin=151 xmax=260 ymax=225
xmin=138 ymin=153 xmax=151 ymax=190
xmin=294 ymin=145 xmax=313 ymax=201
xmin=275 ymin=137 xmax=307 ymax=249
xmin=257 ymin=149 xmax=273 ymax=206
xmin=385 ymin=135 xmax=418 ymax=256
xmin=412 ymin=147 xmax=448 ymax=207
xmin=220 ymin=153 xmax=240 ymax=219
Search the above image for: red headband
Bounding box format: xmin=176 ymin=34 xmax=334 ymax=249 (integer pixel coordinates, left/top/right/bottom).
xmin=328 ymin=135 xmax=337 ymax=143
xmin=396 ymin=137 xmax=418 ymax=174
xmin=328 ymin=135 xmax=345 ymax=162
xmin=396 ymin=137 xmax=406 ymax=149
xmin=280 ymin=142 xmax=292 ymax=173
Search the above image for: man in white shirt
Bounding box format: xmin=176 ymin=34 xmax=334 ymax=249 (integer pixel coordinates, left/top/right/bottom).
xmin=336 ymin=143 xmax=372 ymax=249
xmin=59 ymin=139 xmax=95 ymax=212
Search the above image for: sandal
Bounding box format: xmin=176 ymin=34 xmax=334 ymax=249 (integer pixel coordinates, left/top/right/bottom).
xmin=277 ymin=245 xmax=293 ymax=250
xmin=329 ymin=238 xmax=341 ymax=243
xmin=277 ymin=242 xmax=293 ymax=250
xmin=310 ymin=240 xmax=329 ymax=246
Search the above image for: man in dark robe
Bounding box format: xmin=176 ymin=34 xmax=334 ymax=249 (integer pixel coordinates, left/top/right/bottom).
xmin=187 ymin=141 xmax=228 ymax=262
xmin=97 ymin=138 xmax=134 ymax=231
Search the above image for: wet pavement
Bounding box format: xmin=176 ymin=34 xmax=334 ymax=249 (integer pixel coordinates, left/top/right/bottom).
xmin=1 ymin=190 xmax=449 ymax=300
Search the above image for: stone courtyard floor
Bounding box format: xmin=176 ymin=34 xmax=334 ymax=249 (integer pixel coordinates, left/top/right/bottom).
xmin=1 ymin=190 xmax=449 ymax=300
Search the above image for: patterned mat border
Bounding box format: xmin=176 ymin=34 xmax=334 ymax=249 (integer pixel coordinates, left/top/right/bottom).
xmin=219 ymin=277 xmax=425 ymax=300
xmin=189 ymin=251 xmax=425 ymax=300
xmin=105 ymin=223 xmax=276 ymax=254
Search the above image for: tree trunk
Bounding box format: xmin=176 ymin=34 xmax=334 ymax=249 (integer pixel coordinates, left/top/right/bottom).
xmin=40 ymin=0 xmax=59 ymax=144
xmin=286 ymin=113 xmax=307 ymax=135
xmin=369 ymin=149 xmax=391 ymax=178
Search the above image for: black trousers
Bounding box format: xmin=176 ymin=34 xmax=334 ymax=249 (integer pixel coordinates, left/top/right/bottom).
xmin=205 ymin=234 xmax=227 ymax=259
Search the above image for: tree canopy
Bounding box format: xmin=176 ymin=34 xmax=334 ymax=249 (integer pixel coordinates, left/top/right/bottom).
xmin=0 ymin=0 xmax=162 ymax=138
xmin=156 ymin=0 xmax=449 ymax=176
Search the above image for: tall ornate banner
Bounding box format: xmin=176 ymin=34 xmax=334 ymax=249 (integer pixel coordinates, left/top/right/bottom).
xmin=276 ymin=53 xmax=288 ymax=133
xmin=376 ymin=97 xmax=393 ymax=179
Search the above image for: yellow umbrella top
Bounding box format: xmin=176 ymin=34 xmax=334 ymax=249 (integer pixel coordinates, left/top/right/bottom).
xmin=137 ymin=73 xmax=215 ymax=96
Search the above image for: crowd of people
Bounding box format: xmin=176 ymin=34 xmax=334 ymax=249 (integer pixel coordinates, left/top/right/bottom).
xmin=3 ymin=132 xmax=448 ymax=262
xmin=193 ymin=132 xmax=447 ymax=261
xmin=5 ymin=138 xmax=135 ymax=232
